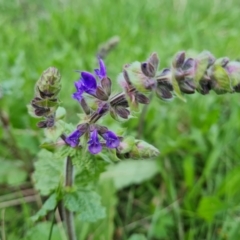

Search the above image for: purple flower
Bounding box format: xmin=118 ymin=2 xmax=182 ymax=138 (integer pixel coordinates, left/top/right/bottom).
xmin=80 ymin=72 xmax=97 ymax=93
xmin=65 ymin=129 xmax=83 ymax=147
xmin=94 ymin=58 xmax=107 ymax=80
xmin=88 ymin=129 xmax=102 ymax=154
xmin=72 ymin=72 xmax=97 ymax=101
xmin=102 ymin=130 xmax=120 ymax=148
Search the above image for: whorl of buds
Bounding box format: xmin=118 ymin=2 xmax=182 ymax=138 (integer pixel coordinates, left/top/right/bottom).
xmin=116 ymin=136 xmax=160 ymax=159
xmin=28 ymin=67 xmax=61 ymax=128
xmin=153 ymin=51 xmax=240 ymax=101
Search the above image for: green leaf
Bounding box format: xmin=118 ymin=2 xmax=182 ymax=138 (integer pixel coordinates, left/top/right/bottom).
xmin=25 ymin=222 xmax=62 ymax=240
xmin=63 ymin=189 xmax=106 ymax=222
xmin=75 ymin=180 xmax=117 ymax=240
xmin=33 ymin=149 xmax=65 ymax=195
xmin=128 ymin=234 xmax=147 ymax=240
xmin=197 ymin=196 xmax=225 ymax=222
xmin=55 ymin=106 xmax=66 ymax=119
xmin=31 ymin=193 xmax=58 ymax=222
xmin=100 ymin=159 xmax=159 ymax=190
xmin=0 ymin=158 xmax=27 ymax=186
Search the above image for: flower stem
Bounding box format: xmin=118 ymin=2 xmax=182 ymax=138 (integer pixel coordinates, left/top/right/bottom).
xmin=64 ymin=156 xmax=77 ymax=240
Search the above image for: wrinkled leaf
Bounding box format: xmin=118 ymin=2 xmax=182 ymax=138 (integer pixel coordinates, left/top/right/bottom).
xmin=33 ymin=150 xmax=65 ymax=195
xmin=64 ymin=189 xmax=106 ymax=222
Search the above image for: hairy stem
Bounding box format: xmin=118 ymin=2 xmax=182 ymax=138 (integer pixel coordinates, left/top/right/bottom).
xmin=64 ymin=156 xmax=77 ymax=240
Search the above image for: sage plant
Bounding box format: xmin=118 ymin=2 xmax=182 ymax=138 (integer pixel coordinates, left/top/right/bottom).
xmin=29 ymin=50 xmax=240 ymax=240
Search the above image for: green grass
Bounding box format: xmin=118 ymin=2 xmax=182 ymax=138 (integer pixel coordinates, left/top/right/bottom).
xmin=1 ymin=0 xmax=240 ymax=239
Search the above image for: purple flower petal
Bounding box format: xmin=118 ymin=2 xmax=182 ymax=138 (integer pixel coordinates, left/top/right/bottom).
xmin=94 ymin=58 xmax=107 ymax=79
xmin=72 ymin=91 xmax=83 ymax=101
xmin=102 ymin=130 xmax=120 ymax=148
xmin=88 ymin=129 xmax=102 ymax=154
xmin=65 ymin=129 xmax=83 ymax=147
xmin=81 ymin=72 xmax=97 ymax=94
xmin=74 ymin=80 xmax=83 ymax=91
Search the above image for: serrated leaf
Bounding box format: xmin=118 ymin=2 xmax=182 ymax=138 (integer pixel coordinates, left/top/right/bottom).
xmin=33 ymin=150 xmax=65 ymax=195
xmin=100 ymin=159 xmax=159 ymax=190
xmin=64 ymin=190 xmax=106 ymax=222
xmin=31 ymin=193 xmax=58 ymax=222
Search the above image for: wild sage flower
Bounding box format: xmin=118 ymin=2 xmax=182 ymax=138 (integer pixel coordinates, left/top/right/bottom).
xmin=65 ymin=124 xmax=120 ymax=154
xmin=65 ymin=128 xmax=83 ymax=148
xmin=88 ymin=129 xmax=102 ymax=154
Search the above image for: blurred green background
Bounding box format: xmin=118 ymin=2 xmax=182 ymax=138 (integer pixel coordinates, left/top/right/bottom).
xmin=1 ymin=0 xmax=240 ymax=239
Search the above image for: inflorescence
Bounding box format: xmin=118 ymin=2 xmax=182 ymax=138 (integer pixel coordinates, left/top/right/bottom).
xmin=29 ymin=50 xmax=240 ymax=155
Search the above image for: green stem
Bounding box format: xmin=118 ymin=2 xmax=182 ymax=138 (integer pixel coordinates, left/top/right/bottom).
xmin=48 ymin=206 xmax=57 ymax=240
xmin=63 ymin=156 xmax=77 ymax=240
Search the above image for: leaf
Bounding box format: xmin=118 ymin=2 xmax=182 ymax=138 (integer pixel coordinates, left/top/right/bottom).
xmin=197 ymin=196 xmax=225 ymax=222
xmin=64 ymin=190 xmax=106 ymax=222
xmin=25 ymin=222 xmax=62 ymax=240
xmin=0 ymin=158 xmax=27 ymax=186
xmin=100 ymin=159 xmax=159 ymax=190
xmin=33 ymin=149 xmax=65 ymax=195
xmin=31 ymin=193 xmax=58 ymax=222
xmin=75 ymin=180 xmax=117 ymax=240
xmin=128 ymin=234 xmax=147 ymax=240
xmin=55 ymin=106 xmax=66 ymax=119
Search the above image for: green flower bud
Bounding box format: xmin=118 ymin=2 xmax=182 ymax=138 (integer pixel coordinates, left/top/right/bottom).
xmin=124 ymin=61 xmax=155 ymax=93
xmin=208 ymin=62 xmax=232 ymax=94
xmin=35 ymin=67 xmax=61 ymax=98
xmin=224 ymin=61 xmax=240 ymax=92
xmin=117 ymin=137 xmax=160 ymax=159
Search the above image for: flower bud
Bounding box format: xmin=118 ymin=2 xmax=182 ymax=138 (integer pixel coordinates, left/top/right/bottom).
xmin=155 ymin=69 xmax=173 ymax=101
xmin=124 ymin=62 xmax=155 ymax=93
xmin=224 ymin=61 xmax=240 ymax=92
xmin=208 ymin=62 xmax=232 ymax=94
xmin=141 ymin=52 xmax=159 ymax=78
xmin=117 ymin=137 xmax=160 ymax=159
xmin=95 ymin=86 xmax=109 ymax=101
xmin=35 ymin=67 xmax=61 ymax=98
xmin=172 ymin=51 xmax=185 ymax=68
xmin=101 ymin=77 xmax=112 ymax=96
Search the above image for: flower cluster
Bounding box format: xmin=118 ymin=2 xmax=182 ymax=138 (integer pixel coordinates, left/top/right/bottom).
xmin=65 ymin=123 xmax=120 ymax=154
xmin=155 ymin=51 xmax=240 ymax=100
xmin=28 ymin=67 xmax=61 ymax=128
xmin=30 ymin=50 xmax=240 ymax=158
xmin=65 ymin=59 xmax=123 ymax=154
